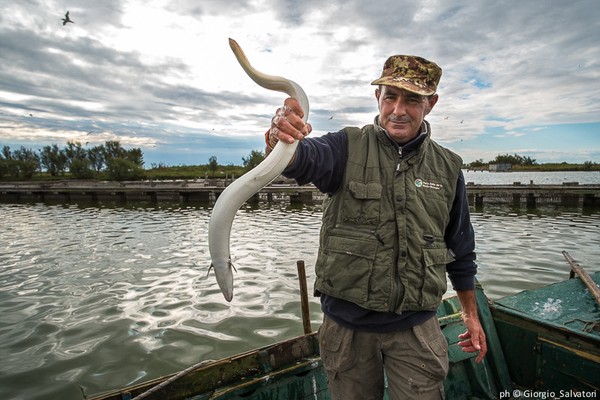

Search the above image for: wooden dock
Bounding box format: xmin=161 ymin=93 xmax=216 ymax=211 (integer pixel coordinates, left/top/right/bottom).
xmin=1 ymin=180 xmax=599 ymax=207
xmin=465 ymin=182 xmax=600 ymax=207
xmin=0 ymin=180 xmax=323 ymax=205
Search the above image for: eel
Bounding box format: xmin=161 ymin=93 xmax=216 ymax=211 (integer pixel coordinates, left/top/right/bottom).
xmin=208 ymin=38 xmax=309 ymax=302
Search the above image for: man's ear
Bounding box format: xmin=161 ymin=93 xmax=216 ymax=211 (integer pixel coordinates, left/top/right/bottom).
xmin=426 ymin=94 xmax=439 ymax=114
xmin=375 ymin=87 xmax=381 ymax=101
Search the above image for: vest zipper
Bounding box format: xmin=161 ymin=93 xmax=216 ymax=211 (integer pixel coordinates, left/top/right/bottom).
xmin=390 ymin=148 xmax=403 ymax=312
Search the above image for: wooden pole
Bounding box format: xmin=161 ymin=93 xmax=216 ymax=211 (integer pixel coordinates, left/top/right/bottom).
xmin=296 ymin=260 xmax=312 ymax=334
xmin=562 ymin=251 xmax=600 ymax=306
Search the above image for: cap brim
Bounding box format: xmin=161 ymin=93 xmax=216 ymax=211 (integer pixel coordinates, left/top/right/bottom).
xmin=371 ymin=77 xmax=435 ymax=96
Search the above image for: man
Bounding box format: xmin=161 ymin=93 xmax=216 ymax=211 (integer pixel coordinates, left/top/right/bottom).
xmin=266 ymin=54 xmax=487 ymax=399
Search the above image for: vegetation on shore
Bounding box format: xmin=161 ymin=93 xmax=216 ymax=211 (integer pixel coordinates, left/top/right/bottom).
xmin=465 ymin=153 xmax=598 ymax=172
xmin=1 ymin=142 xmax=597 ymax=182
xmin=0 ymin=141 xmax=265 ymax=181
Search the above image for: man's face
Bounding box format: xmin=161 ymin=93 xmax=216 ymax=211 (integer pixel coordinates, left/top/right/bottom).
xmin=375 ymin=85 xmax=438 ymax=144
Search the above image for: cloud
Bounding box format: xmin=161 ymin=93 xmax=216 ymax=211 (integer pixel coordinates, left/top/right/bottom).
xmin=0 ymin=0 xmax=598 ymax=166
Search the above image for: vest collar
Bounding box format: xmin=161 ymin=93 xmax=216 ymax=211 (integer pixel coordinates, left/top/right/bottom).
xmin=374 ymin=116 xmax=430 ymax=158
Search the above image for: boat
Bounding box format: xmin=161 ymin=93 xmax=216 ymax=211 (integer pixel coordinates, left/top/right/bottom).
xmin=89 ymin=257 xmax=600 ymax=400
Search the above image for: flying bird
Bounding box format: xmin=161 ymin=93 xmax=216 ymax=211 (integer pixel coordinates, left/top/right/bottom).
xmin=62 ymin=11 xmax=74 ymax=26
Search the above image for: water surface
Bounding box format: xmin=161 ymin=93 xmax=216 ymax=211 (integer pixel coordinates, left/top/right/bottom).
xmin=1 ymin=174 xmax=599 ymax=399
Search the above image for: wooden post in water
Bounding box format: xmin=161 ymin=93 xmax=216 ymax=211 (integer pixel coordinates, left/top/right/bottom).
xmin=475 ymin=193 xmax=484 ymax=207
xmin=296 ymin=260 xmax=312 ymax=334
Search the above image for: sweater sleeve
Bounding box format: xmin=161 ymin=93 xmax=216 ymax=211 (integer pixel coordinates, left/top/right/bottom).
xmin=282 ymin=131 xmax=348 ymax=195
xmin=445 ymin=170 xmax=477 ymax=291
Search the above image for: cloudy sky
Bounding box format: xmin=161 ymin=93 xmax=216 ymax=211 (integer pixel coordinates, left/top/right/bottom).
xmin=1 ymin=0 xmax=599 ymax=167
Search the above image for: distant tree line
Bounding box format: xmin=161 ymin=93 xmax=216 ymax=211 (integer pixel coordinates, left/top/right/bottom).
xmin=468 ymin=153 xmax=537 ymax=168
xmin=143 ymin=150 xmax=264 ymax=181
xmin=1 ymin=140 xmax=268 ymax=182
xmin=0 ymin=141 xmax=145 ymax=181
xmin=467 ymin=153 xmax=598 ymax=171
xmin=3 ymin=144 xmax=596 ymax=181
xmin=207 ymin=150 xmax=265 ymax=174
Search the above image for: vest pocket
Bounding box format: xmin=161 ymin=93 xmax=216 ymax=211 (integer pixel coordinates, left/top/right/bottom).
xmin=420 ymin=247 xmax=452 ymax=307
xmin=341 ymin=181 xmax=382 ymax=225
xmin=319 ymin=235 xmax=379 ymax=303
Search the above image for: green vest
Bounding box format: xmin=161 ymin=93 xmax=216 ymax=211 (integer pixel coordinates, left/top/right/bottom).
xmin=314 ymin=123 xmax=463 ymax=313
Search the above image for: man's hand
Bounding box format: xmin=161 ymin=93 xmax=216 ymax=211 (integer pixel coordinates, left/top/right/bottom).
xmin=268 ymin=98 xmax=312 ymax=147
xmin=456 ymin=290 xmax=488 ymax=363
xmin=458 ymin=324 xmax=487 ymax=363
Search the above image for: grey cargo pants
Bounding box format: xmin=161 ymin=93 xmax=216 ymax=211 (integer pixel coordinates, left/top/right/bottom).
xmin=318 ymin=314 xmax=449 ymax=399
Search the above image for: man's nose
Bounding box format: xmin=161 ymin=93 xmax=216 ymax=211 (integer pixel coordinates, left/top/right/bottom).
xmin=392 ymin=99 xmax=407 ymax=115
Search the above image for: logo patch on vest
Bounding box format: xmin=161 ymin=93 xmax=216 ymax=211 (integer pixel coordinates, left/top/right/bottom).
xmin=415 ymin=178 xmax=443 ymax=190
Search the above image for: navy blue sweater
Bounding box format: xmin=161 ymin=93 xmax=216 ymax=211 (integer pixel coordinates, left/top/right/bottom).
xmin=283 ymin=121 xmax=477 ymax=332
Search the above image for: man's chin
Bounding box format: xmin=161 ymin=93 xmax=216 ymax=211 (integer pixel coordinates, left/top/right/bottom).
xmin=386 ymin=128 xmax=418 ymax=144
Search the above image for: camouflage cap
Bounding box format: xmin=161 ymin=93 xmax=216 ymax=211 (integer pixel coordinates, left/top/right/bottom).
xmin=371 ymin=55 xmax=442 ymax=96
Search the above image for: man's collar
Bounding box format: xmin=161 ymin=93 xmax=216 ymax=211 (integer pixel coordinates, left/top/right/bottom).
xmin=374 ymin=116 xmax=429 ymax=154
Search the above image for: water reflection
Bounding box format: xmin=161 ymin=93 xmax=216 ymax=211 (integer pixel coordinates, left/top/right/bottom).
xmin=0 ymin=202 xmax=598 ymax=400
